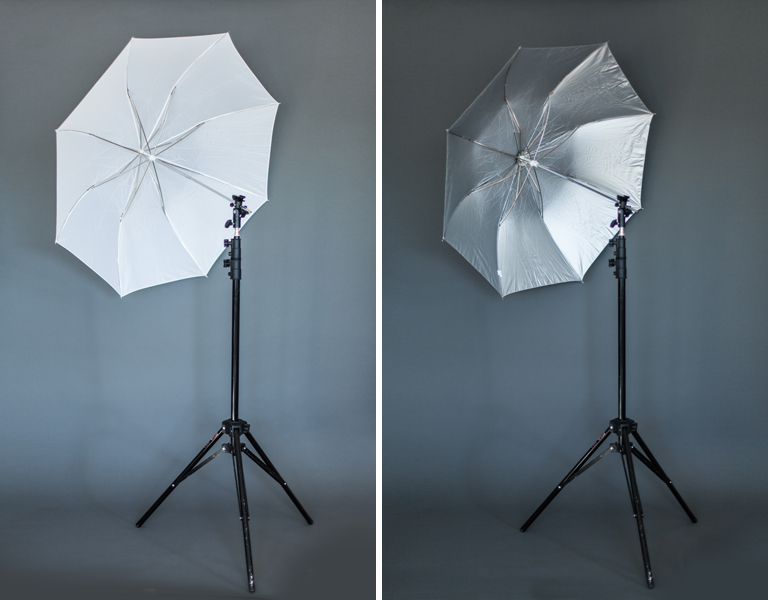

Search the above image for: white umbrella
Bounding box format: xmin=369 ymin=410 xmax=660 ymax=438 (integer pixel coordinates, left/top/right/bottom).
xmin=56 ymin=33 xmax=277 ymax=297
xmin=444 ymin=43 xmax=653 ymax=296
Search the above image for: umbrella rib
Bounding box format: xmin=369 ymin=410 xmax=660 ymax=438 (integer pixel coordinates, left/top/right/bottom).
xmin=530 ymin=167 xmax=544 ymax=215
xmin=547 ymin=45 xmax=652 ymax=121
xmin=504 ymin=99 xmax=527 ymax=152
xmin=548 ymin=44 xmax=605 ymax=99
xmin=534 ymin=163 xmax=616 ymax=201
xmin=56 ymin=155 xmax=144 ymax=241
xmin=143 ymin=33 xmax=226 ymax=142
xmin=154 ymin=103 xmax=279 ymax=151
xmin=470 ymin=162 xmax=520 ymax=196
xmin=147 ymin=88 xmax=177 ymax=149
xmin=499 ymin=165 xmax=536 ymax=225
xmin=156 ymin=157 xmax=259 ymax=199
xmin=152 ymin=123 xmax=204 ymax=156
xmin=147 ymin=160 xmax=206 ymax=274
xmin=446 ymin=130 xmax=517 ymax=159
xmin=127 ymin=90 xmax=150 ymax=151
xmin=532 ymin=127 xmax=579 ymax=160
xmin=156 ymin=160 xmax=235 ymax=201
xmin=145 ymin=33 xmax=276 ymax=142
xmin=540 ymin=216 xmax=582 ymax=282
xmin=55 ymin=130 xmax=139 ymax=155
xmin=502 ymin=52 xmax=528 ymax=151
xmin=121 ymin=161 xmax=152 ymax=221
xmin=528 ymin=98 xmax=552 ymax=158
xmin=535 ymin=112 xmax=653 ymax=161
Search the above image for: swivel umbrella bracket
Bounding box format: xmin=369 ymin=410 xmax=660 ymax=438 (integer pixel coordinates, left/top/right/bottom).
xmin=608 ymin=195 xmax=632 ymax=280
xmin=136 ymin=194 xmax=313 ymax=594
xmin=520 ymin=195 xmax=697 ymax=589
xmin=224 ymin=195 xmax=250 ymax=280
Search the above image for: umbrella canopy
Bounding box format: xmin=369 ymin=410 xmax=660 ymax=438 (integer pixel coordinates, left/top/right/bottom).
xmin=444 ymin=43 xmax=653 ymax=296
xmin=56 ymin=33 xmax=277 ymax=297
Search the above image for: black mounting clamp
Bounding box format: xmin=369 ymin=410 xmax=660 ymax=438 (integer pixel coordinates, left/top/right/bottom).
xmin=609 ymin=195 xmax=633 ymax=280
xmin=224 ymin=195 xmax=249 ymax=280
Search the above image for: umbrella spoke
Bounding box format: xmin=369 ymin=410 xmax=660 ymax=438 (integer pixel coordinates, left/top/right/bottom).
xmin=147 ymin=160 xmax=206 ymax=273
xmin=502 ymin=56 xmax=527 ymax=152
xmin=156 ymin=160 xmax=233 ymax=202
xmin=56 ymin=130 xmax=141 ymax=155
xmin=127 ymin=90 xmax=150 ymax=152
xmin=472 ymin=161 xmax=519 ymax=192
xmin=152 ymin=123 xmax=204 ymax=156
xmin=153 ymin=104 xmax=279 ymax=153
xmin=89 ymin=154 xmax=143 ymax=190
xmin=147 ymin=160 xmax=165 ymax=211
xmin=499 ymin=164 xmax=537 ymax=225
xmin=57 ymin=154 xmax=144 ymax=237
xmin=121 ymin=161 xmax=152 ymax=221
xmin=504 ymin=99 xmax=527 ymax=154
xmin=530 ymin=168 xmax=543 ymax=216
xmin=527 ymin=98 xmax=552 ymax=159
xmin=533 ymin=127 xmax=578 ymax=160
xmin=146 ymin=88 xmax=177 ymax=149
xmin=535 ymin=162 xmax=615 ymax=201
xmin=446 ymin=130 xmax=517 ymax=159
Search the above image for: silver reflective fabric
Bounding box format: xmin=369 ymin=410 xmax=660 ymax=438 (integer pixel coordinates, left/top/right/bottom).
xmin=444 ymin=43 xmax=653 ymax=296
xmin=56 ymin=33 xmax=277 ymax=297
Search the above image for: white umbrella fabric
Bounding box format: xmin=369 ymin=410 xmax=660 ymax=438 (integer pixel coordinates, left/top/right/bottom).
xmin=56 ymin=33 xmax=277 ymax=297
xmin=444 ymin=43 xmax=653 ymax=296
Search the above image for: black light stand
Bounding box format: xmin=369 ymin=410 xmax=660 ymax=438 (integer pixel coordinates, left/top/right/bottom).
xmin=520 ymin=195 xmax=696 ymax=588
xmin=135 ymin=195 xmax=313 ymax=593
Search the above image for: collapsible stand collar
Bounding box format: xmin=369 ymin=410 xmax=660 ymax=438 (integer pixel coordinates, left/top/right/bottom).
xmin=520 ymin=195 xmax=696 ymax=589
xmin=135 ymin=195 xmax=313 ymax=594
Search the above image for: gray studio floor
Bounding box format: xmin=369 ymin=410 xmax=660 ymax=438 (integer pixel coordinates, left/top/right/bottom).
xmin=0 ymin=482 xmax=373 ymax=600
xmin=384 ymin=492 xmax=767 ymax=600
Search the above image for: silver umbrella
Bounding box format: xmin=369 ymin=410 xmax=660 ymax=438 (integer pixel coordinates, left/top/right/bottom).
xmin=444 ymin=43 xmax=653 ymax=296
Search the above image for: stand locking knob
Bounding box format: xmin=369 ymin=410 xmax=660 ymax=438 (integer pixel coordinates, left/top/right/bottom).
xmin=224 ymin=239 xmax=231 ymax=248
xmin=609 ymin=259 xmax=616 ymax=267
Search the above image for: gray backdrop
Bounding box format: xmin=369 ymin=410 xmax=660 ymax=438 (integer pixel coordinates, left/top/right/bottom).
xmin=0 ymin=1 xmax=374 ymax=598
xmin=383 ymin=1 xmax=768 ymax=598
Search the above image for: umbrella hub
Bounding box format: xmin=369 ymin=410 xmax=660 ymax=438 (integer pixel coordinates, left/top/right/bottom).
xmin=138 ymin=147 xmax=157 ymax=162
xmin=516 ymin=151 xmax=539 ymax=169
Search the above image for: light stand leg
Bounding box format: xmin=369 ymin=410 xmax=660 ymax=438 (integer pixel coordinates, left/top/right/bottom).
xmin=631 ymin=430 xmax=697 ymax=523
xmin=231 ymin=428 xmax=255 ymax=593
xmin=136 ymin=427 xmax=225 ymax=528
xmin=520 ymin=427 xmax=611 ymax=532
xmin=620 ymin=432 xmax=653 ymax=588
xmin=243 ymin=430 xmax=314 ymax=525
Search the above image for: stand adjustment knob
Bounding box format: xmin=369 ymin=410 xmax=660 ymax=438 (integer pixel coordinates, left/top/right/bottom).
xmin=223 ymin=259 xmax=231 ymax=268
xmin=225 ymin=219 xmax=233 ymax=228
xmin=609 ymin=259 xmax=616 ymax=267
xmin=224 ymin=239 xmax=231 ymax=247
